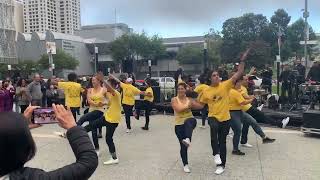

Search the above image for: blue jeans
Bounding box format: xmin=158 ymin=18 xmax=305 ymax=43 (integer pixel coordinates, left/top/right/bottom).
xmin=230 ymin=111 xmax=243 ymax=151
xmin=241 ymin=112 xmax=266 ymax=144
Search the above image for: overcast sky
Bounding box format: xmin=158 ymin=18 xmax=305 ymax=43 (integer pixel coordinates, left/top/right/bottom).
xmin=80 ymin=0 xmax=320 ymax=38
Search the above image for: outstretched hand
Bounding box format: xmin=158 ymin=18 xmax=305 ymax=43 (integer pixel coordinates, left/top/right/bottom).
xmin=52 ymin=104 xmax=76 ymax=130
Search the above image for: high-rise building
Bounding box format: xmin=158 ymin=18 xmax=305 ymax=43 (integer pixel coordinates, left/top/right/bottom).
xmin=59 ymin=0 xmax=80 ymax=34
xmin=14 ymin=0 xmax=24 ymax=33
xmin=0 ymin=0 xmax=17 ymax=64
xmin=23 ymin=0 xmax=80 ymax=34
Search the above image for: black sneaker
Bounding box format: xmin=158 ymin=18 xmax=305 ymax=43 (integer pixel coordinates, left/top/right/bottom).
xmin=263 ymin=137 xmax=276 ymax=144
xmin=232 ymin=150 xmax=245 ymax=156
xmin=141 ymin=127 xmax=149 ymax=131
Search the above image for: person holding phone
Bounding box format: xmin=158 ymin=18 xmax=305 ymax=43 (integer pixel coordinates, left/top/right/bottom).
xmin=82 ymin=78 xmax=122 ymax=165
xmin=0 ymin=105 xmax=98 ymax=180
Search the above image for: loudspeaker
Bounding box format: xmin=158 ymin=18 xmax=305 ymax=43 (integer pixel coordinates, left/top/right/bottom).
xmin=302 ymin=110 xmax=320 ymax=130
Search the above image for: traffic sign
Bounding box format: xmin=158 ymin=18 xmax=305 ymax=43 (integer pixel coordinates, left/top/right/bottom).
xmin=300 ymin=40 xmax=318 ymax=45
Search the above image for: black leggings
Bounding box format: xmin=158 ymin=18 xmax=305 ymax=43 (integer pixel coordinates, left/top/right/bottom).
xmin=175 ymin=118 xmax=197 ymax=166
xmin=201 ymin=105 xmax=208 ymax=126
xmin=135 ymin=100 xmax=153 ymax=128
xmin=246 ymin=106 xmax=281 ymax=127
xmin=208 ymin=117 xmax=231 ymax=167
xmin=84 ymin=117 xmax=118 ymax=154
xmin=122 ymin=104 xmax=133 ymax=129
xmin=77 ymin=110 xmax=104 ymax=149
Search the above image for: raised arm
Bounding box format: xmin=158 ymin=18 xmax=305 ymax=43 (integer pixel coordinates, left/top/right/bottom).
xmin=231 ymin=48 xmax=250 ymax=83
xmin=190 ymin=99 xmax=205 ymax=110
xmin=109 ymin=74 xmax=121 ymax=83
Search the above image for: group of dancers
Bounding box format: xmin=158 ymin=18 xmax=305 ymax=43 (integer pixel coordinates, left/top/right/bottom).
xmin=68 ymin=48 xmax=290 ymax=175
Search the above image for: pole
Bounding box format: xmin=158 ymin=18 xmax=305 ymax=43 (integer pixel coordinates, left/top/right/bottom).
xmin=148 ymin=60 xmax=152 ymax=78
xmin=94 ymin=46 xmax=99 ymax=73
xmin=49 ymin=50 xmax=54 ymax=76
xmin=304 ymin=0 xmax=309 ymax=68
xmin=276 ymin=25 xmax=281 ymax=95
xmin=203 ymin=42 xmax=208 ymax=73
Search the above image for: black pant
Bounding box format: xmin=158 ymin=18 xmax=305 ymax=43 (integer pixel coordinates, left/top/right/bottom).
xmin=122 ymin=104 xmax=133 ymax=129
xmin=281 ymin=83 xmax=292 ymax=103
xmin=31 ymin=99 xmax=42 ymax=107
xmin=246 ymin=106 xmax=281 ymax=127
xmin=175 ymin=118 xmax=197 ymax=166
xmin=84 ymin=117 xmax=118 ymax=154
xmin=70 ymin=107 xmax=80 ymax=122
xmin=84 ymin=108 xmax=102 ymax=135
xmin=77 ymin=110 xmax=104 ymax=149
xmin=20 ymin=105 xmax=28 ymax=113
xmin=135 ymin=100 xmax=153 ymax=128
xmin=201 ymin=105 xmax=208 ymax=126
xmin=208 ymin=117 xmax=231 ymax=167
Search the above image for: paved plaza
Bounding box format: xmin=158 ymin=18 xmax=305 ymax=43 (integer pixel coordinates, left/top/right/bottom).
xmin=27 ymin=114 xmax=320 ymax=180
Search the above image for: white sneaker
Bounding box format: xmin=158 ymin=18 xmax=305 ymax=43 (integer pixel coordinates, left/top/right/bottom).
xmin=54 ymin=131 xmax=66 ymax=138
xmin=241 ymin=143 xmax=253 ymax=148
xmin=95 ymin=150 xmax=100 ymax=157
xmin=227 ymin=133 xmax=233 ymax=138
xmin=214 ymin=154 xmax=222 ymax=165
xmin=183 ymin=165 xmax=191 ymax=173
xmin=282 ymin=117 xmax=290 ymax=128
xmin=214 ymin=166 xmax=225 ymax=175
xmin=199 ymin=125 xmax=206 ymax=129
xmin=182 ymin=138 xmax=191 ymax=147
xmin=126 ymin=129 xmax=131 ymax=133
xmin=103 ymin=158 xmax=119 ymax=165
xmin=257 ymin=104 xmax=264 ymax=111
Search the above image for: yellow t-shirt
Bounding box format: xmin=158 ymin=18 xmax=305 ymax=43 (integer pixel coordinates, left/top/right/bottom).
xmin=239 ymin=86 xmax=252 ymax=111
xmin=58 ymin=82 xmax=81 ymax=108
xmin=104 ymin=91 xmax=121 ymax=123
xmin=194 ymin=84 xmax=209 ymax=94
xmin=174 ymin=97 xmax=193 ymax=125
xmin=120 ymin=82 xmax=141 ymax=106
xmin=88 ymin=88 xmax=107 ymax=112
xmin=144 ymin=87 xmax=154 ymax=102
xmin=229 ymin=89 xmax=246 ymax=111
xmin=199 ymin=79 xmax=234 ymax=122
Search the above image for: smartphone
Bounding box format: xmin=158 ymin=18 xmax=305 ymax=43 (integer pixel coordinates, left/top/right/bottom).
xmin=32 ymin=108 xmax=58 ymax=124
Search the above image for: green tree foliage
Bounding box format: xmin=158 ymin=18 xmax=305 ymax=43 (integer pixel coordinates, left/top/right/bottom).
xmin=110 ymin=32 xmax=166 ymax=63
xmin=221 ymin=13 xmax=271 ymax=67
xmin=176 ymin=45 xmax=203 ymax=64
xmin=38 ymin=49 xmax=79 ymax=71
xmin=14 ymin=60 xmax=40 ymax=76
xmin=287 ymin=18 xmax=317 ymax=56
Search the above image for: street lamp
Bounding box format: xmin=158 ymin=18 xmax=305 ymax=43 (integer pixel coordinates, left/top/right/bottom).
xmin=276 ymin=24 xmax=283 ymax=95
xmin=303 ymin=0 xmax=309 ymax=68
xmin=203 ymin=42 xmax=208 ymax=73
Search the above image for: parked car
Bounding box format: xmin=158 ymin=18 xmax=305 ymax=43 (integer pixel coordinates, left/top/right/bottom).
xmin=151 ymin=77 xmax=175 ymax=101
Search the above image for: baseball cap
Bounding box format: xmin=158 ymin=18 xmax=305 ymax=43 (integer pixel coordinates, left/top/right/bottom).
xmin=126 ymin=78 xmax=133 ymax=83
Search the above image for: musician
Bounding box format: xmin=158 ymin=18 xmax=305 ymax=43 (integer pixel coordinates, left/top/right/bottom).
xmin=260 ymin=65 xmax=273 ymax=94
xmin=294 ymin=60 xmax=306 ymax=81
xmin=279 ymin=65 xmax=293 ymax=103
xmin=307 ymin=61 xmax=320 ymax=82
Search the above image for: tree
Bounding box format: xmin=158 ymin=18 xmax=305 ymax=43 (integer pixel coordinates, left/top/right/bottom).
xmin=14 ymin=60 xmax=40 ymax=77
xmin=38 ymin=49 xmax=79 ymax=73
xmin=205 ymin=29 xmax=223 ymax=67
xmin=221 ymin=13 xmax=272 ymax=66
xmin=109 ymin=32 xmax=166 ymax=73
xmin=176 ymin=45 xmax=203 ymax=64
xmin=287 ymin=18 xmax=317 ymax=57
xmin=271 ymin=9 xmax=291 ymax=31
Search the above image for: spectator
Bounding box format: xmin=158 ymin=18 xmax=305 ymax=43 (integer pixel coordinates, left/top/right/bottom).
xmin=46 ymin=85 xmax=59 ymax=107
xmin=16 ymin=79 xmax=30 ymax=113
xmin=40 ymin=75 xmax=47 ymax=107
xmin=0 ymin=80 xmax=15 ymax=112
xmin=0 ymin=105 xmax=98 ymax=179
xmin=27 ymin=74 xmax=43 ymax=106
